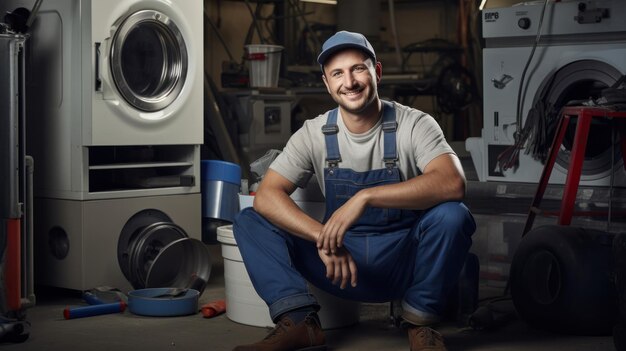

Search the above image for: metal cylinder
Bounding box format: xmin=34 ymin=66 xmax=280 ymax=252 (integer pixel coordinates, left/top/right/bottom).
xmin=0 ymin=32 xmax=27 ymax=220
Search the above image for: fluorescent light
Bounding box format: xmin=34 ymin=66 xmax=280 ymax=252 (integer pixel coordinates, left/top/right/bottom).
xmin=300 ymin=0 xmax=337 ymax=4
xmin=479 ymin=0 xmax=488 ymax=10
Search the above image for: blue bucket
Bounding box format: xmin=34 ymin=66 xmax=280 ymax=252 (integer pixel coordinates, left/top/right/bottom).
xmin=201 ymin=160 xmax=241 ymax=222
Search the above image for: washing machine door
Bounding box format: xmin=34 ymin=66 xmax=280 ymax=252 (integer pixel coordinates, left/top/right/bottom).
xmin=532 ymin=60 xmax=624 ymax=179
xmin=109 ymin=10 xmax=188 ymax=112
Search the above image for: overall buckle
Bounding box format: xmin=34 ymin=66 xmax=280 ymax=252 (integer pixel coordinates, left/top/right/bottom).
xmin=384 ymin=159 xmax=396 ymax=174
xmin=327 ymin=161 xmax=339 ymax=175
xmin=322 ymin=124 xmax=339 ymax=135
xmin=382 ymin=121 xmax=397 ymax=133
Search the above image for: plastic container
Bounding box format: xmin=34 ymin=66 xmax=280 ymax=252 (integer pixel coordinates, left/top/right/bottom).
xmin=127 ymin=288 xmax=200 ymax=317
xmin=217 ymin=225 xmax=360 ymax=329
xmin=245 ymin=44 xmax=283 ymax=88
xmin=217 ymin=225 xmax=273 ymax=327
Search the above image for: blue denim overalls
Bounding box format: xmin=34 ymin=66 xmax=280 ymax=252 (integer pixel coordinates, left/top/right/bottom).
xmin=233 ymin=101 xmax=475 ymax=324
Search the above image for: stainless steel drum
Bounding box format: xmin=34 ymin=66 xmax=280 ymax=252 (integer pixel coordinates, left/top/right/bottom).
xmin=117 ymin=209 xmax=211 ymax=293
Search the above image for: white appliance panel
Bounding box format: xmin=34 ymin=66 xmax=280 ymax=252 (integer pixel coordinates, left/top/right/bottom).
xmin=467 ymin=0 xmax=626 ymax=187
xmin=34 ymin=194 xmax=201 ymax=291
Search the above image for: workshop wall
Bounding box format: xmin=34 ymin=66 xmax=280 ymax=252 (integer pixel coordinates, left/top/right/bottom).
xmin=203 ymin=0 xmax=483 ymax=141
xmin=203 ymin=1 xmax=334 ymax=86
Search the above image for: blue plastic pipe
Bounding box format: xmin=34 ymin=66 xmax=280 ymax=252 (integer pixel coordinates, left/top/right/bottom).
xmin=63 ymin=302 xmax=126 ymax=319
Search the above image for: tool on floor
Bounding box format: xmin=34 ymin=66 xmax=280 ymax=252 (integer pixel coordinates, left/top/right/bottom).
xmin=82 ymin=291 xmax=107 ymax=305
xmin=201 ymin=299 xmax=226 ymax=318
xmin=82 ymin=287 xmax=128 ymax=304
xmin=63 ymin=302 xmax=127 ymax=320
xmin=150 ymin=288 xmax=188 ymax=299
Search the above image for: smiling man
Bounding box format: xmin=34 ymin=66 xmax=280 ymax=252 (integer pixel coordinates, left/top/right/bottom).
xmin=232 ymin=31 xmax=476 ymax=351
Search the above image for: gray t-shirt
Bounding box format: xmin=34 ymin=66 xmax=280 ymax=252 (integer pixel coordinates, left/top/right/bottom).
xmin=270 ymin=100 xmax=455 ymax=195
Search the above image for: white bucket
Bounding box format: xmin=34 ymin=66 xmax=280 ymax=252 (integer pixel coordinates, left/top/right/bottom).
xmin=245 ymin=44 xmax=283 ymax=88
xmin=217 ymin=224 xmax=361 ymax=329
xmin=217 ymin=225 xmax=273 ymax=327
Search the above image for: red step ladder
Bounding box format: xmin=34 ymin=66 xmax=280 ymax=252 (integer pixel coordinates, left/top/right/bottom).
xmin=523 ymin=106 xmax=626 ymax=236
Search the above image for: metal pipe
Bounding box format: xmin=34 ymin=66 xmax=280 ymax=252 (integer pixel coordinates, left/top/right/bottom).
xmin=25 ymin=0 xmax=43 ymax=29
xmin=22 ymin=156 xmax=35 ymax=308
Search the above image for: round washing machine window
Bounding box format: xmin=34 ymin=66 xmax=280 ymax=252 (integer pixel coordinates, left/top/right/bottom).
xmin=531 ymin=59 xmax=624 ymax=179
xmin=110 ymin=10 xmax=188 ymax=112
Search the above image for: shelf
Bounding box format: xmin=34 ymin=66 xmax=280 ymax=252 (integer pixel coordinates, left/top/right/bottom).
xmin=87 ymin=145 xmax=198 ymax=193
xmin=89 ymin=161 xmax=193 ymax=170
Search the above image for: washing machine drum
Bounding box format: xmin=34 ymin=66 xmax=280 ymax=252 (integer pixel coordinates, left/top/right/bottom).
xmin=529 ymin=59 xmax=624 ymax=178
xmin=110 ymin=9 xmax=188 ymax=112
xmin=117 ymin=209 xmax=211 ymax=293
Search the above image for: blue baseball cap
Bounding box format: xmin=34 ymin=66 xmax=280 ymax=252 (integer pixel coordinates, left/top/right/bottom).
xmin=317 ymin=31 xmax=376 ymax=67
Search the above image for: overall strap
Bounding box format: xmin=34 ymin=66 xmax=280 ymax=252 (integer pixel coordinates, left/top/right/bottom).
xmin=322 ymin=108 xmax=341 ymax=171
xmin=381 ymin=101 xmax=398 ymax=170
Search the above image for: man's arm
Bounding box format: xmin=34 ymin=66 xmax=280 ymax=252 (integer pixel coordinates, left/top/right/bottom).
xmin=362 ymin=153 xmax=466 ymax=209
xmin=254 ymin=169 xmax=358 ymax=289
xmin=318 ymin=153 xmax=466 ymax=253
xmin=253 ymin=169 xmax=324 ymax=242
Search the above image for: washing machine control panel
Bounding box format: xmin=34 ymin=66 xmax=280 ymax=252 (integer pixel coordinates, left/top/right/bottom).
xmin=482 ymin=0 xmax=626 ymax=40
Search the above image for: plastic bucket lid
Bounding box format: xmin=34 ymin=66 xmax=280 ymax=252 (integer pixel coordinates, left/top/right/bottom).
xmin=201 ymin=160 xmax=241 ymax=185
xmin=216 ymin=225 xmax=236 ymax=245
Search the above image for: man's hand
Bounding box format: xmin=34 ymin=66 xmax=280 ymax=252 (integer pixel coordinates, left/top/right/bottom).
xmin=317 ymin=247 xmax=358 ymax=289
xmin=317 ymin=192 xmax=368 ymax=254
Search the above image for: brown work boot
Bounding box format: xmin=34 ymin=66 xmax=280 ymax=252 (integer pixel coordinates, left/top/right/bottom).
xmin=233 ymin=314 xmax=326 ymax=351
xmin=407 ymin=326 xmax=447 ymax=351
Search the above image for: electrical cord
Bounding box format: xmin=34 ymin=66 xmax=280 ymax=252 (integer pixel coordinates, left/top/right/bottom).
xmin=468 ymin=298 xmax=517 ymax=331
xmin=243 ymin=0 xmax=265 ymax=44
xmin=204 ymin=9 xmax=236 ymax=63
xmin=286 ymin=0 xmax=322 ymax=61
xmin=497 ymin=0 xmax=550 ymax=172
xmin=472 ymin=0 xmax=552 ymax=330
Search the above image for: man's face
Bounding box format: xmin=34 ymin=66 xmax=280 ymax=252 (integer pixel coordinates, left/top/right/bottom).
xmin=322 ymin=49 xmax=381 ymax=115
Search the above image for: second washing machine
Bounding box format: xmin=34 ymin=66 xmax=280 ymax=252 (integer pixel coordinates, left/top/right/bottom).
xmin=466 ymin=0 xmax=626 ymax=187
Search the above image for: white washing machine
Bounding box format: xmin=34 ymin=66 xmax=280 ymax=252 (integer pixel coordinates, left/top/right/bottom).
xmin=466 ymin=0 xmax=626 ymax=187
xmin=23 ymin=0 xmax=203 ymax=145
xmin=0 ymin=0 xmax=207 ymax=291
xmin=0 ymin=0 xmax=204 ymax=200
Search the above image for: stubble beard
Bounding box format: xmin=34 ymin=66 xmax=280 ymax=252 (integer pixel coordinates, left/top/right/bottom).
xmin=334 ymin=85 xmax=377 ymax=115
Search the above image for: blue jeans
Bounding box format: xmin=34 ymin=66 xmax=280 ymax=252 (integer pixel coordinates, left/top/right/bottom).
xmin=232 ymin=201 xmax=475 ymax=324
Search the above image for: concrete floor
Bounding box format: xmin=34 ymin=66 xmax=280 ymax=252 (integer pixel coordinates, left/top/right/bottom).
xmin=2 ymin=243 xmax=618 ymax=351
